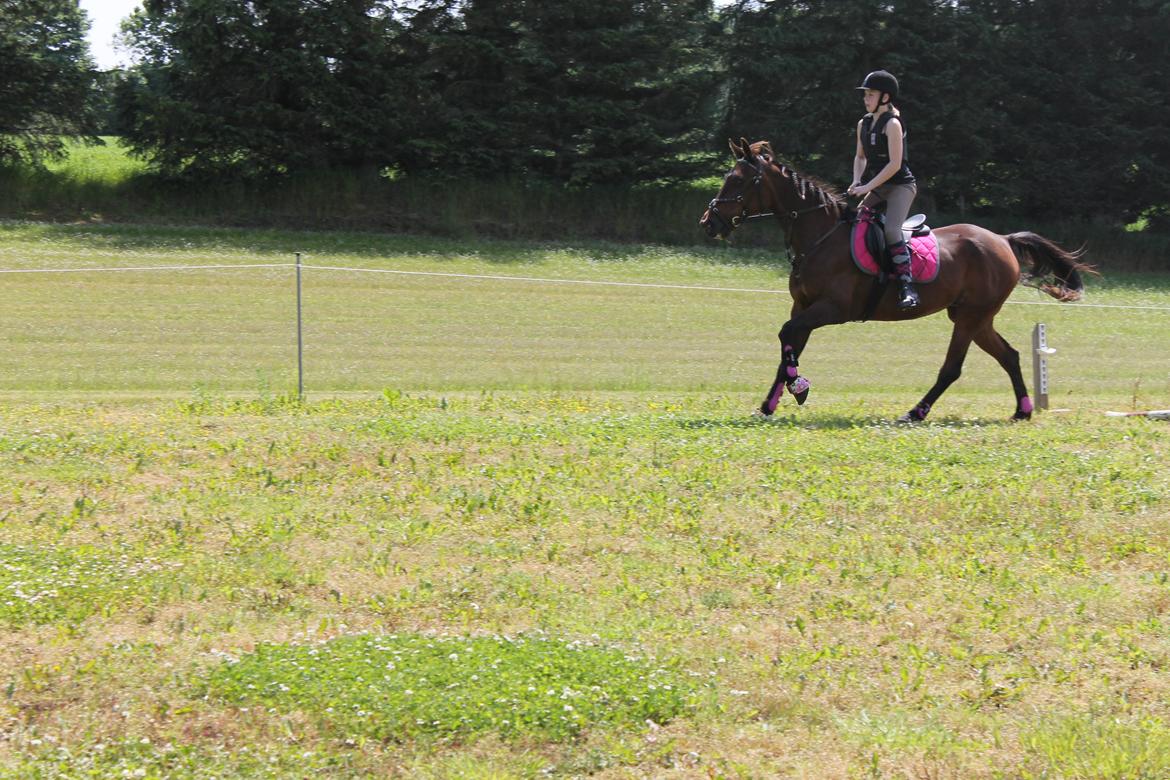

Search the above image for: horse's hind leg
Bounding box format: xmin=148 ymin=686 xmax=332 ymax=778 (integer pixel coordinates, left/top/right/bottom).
xmin=973 ymin=326 xmax=1033 ymax=420
xmin=899 ymin=316 xmax=978 ymax=422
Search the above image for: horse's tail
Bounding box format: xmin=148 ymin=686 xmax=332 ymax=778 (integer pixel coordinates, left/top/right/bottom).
xmin=1006 ymin=231 xmax=1093 ymax=302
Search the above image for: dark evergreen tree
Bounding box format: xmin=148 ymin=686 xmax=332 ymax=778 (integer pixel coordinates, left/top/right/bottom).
xmin=515 ymin=0 xmax=718 ymax=185
xmin=398 ymin=0 xmax=530 ymax=176
xmin=402 ymin=0 xmax=720 ymax=185
xmin=985 ymin=0 xmax=1170 ymax=223
xmin=718 ymin=1 xmax=879 ymax=184
xmin=718 ymin=0 xmax=1170 ymax=226
xmin=116 ymin=0 xmax=717 ymax=184
xmin=1119 ymin=0 xmax=1170 ymax=229
xmin=718 ymin=0 xmax=998 ymax=210
xmin=105 ymin=0 xmax=1170 ymax=224
xmin=0 ymin=0 xmax=99 ymax=166
xmin=117 ymin=0 xmax=421 ymax=178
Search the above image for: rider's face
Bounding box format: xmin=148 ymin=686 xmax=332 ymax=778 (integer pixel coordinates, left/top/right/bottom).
xmin=862 ymin=88 xmax=883 ymax=112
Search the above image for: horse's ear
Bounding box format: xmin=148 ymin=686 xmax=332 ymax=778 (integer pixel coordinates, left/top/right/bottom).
xmin=728 ymin=137 xmax=743 ymax=159
xmin=739 ymin=137 xmax=753 ymax=160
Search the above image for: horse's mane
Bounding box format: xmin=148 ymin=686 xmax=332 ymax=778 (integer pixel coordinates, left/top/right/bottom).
xmin=749 ymin=140 xmax=844 ymax=214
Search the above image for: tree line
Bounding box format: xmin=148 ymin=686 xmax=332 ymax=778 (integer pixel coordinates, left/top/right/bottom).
xmin=3 ymin=0 xmax=1168 ymax=228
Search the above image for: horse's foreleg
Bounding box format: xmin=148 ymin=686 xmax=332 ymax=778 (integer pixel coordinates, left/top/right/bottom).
xmin=761 ymin=344 xmax=807 ymax=415
xmin=973 ymin=327 xmax=1032 ymax=420
xmin=899 ymin=319 xmax=976 ymax=422
xmin=760 ymin=303 xmax=840 ymax=415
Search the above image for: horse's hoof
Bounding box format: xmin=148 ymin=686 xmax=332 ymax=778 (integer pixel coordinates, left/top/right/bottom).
xmin=898 ymin=403 xmax=931 ymax=424
xmin=758 ymin=402 xmax=774 ymax=417
xmin=787 ymin=376 xmax=810 ymax=406
xmin=1012 ymin=410 xmax=1032 ymax=421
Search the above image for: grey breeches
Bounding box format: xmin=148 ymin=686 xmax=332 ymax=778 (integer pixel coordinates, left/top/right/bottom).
xmin=862 ymin=182 xmax=917 ymax=247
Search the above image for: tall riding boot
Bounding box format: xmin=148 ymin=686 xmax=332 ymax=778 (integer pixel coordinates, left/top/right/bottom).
xmin=889 ymin=241 xmax=918 ymax=310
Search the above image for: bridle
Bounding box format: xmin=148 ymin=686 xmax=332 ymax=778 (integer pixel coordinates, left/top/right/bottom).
xmin=706 ymin=157 xmax=770 ymax=234
xmin=707 ymin=156 xmax=843 ymax=267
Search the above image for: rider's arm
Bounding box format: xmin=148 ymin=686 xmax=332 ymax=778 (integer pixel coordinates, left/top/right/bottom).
xmin=851 ymin=121 xmax=866 ymax=188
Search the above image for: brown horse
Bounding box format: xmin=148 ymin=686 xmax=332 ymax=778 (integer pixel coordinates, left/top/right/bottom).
xmin=699 ymin=138 xmax=1091 ymax=422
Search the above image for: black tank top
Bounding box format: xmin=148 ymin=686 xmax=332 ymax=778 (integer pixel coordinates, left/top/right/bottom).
xmin=861 ymin=112 xmax=915 ymax=185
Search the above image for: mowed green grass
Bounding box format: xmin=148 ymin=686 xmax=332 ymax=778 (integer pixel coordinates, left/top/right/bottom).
xmin=1 ymin=222 xmax=1170 ymax=778
xmin=1 ymin=221 xmax=1168 ymax=404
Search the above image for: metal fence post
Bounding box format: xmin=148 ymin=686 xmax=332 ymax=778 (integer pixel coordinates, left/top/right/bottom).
xmin=1032 ymin=323 xmax=1053 ymax=411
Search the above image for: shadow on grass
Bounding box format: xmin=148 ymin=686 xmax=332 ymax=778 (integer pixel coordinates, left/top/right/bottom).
xmin=676 ymin=413 xmax=879 ymax=430
xmin=0 ymin=217 xmax=792 ymax=273
xmin=26 ymin=222 xmax=1160 ymax=282
xmin=675 ymin=412 xmax=1021 ymax=431
xmin=4 ymin=156 xmax=1168 ymax=271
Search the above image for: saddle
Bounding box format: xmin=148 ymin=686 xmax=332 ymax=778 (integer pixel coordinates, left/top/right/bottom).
xmin=850 ymin=207 xmax=940 ymax=283
xmin=865 ymin=213 xmax=930 ymax=257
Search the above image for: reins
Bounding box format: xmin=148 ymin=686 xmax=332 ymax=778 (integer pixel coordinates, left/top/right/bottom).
xmin=786 ymin=216 xmax=844 ymax=271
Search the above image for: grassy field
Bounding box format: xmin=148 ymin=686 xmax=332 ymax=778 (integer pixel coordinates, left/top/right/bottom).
xmin=1 ymin=222 xmax=1170 ymax=778
xmin=1 ymin=221 xmax=1168 ymax=400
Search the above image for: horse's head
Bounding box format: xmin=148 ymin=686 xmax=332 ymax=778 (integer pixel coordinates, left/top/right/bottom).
xmin=700 ymin=137 xmax=775 ymax=239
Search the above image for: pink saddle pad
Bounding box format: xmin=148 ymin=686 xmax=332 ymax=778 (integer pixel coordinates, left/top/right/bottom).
xmin=851 ymin=217 xmax=940 ymax=283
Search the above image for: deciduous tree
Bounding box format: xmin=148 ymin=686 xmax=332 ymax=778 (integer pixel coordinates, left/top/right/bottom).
xmin=0 ymin=0 xmax=98 ymax=166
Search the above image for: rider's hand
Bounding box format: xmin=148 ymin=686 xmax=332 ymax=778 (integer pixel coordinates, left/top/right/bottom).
xmin=847 ymin=182 xmax=867 ymax=197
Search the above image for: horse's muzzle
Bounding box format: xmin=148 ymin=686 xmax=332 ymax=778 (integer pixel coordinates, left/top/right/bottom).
xmin=700 ymin=207 xmax=732 ymax=239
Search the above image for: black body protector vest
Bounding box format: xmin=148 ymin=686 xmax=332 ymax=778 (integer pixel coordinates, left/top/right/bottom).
xmin=861 ymin=112 xmax=915 ymax=186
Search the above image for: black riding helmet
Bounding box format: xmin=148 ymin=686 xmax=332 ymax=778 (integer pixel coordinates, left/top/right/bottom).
xmin=857 ymin=70 xmax=899 ymax=103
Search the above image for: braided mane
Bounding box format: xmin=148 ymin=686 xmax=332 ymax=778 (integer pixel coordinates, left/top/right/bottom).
xmin=749 ymin=141 xmax=844 ymax=215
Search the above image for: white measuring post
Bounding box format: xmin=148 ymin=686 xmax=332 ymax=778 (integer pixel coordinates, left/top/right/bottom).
xmin=295 ymin=252 xmax=304 ymax=401
xmin=1032 ymin=323 xmax=1054 ymax=411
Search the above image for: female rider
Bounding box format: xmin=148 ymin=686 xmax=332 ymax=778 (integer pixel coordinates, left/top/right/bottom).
xmin=846 ymin=70 xmax=919 ymax=309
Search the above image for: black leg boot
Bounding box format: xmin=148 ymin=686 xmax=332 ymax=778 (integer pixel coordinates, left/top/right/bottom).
xmin=889 ymin=242 xmax=918 ymax=310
